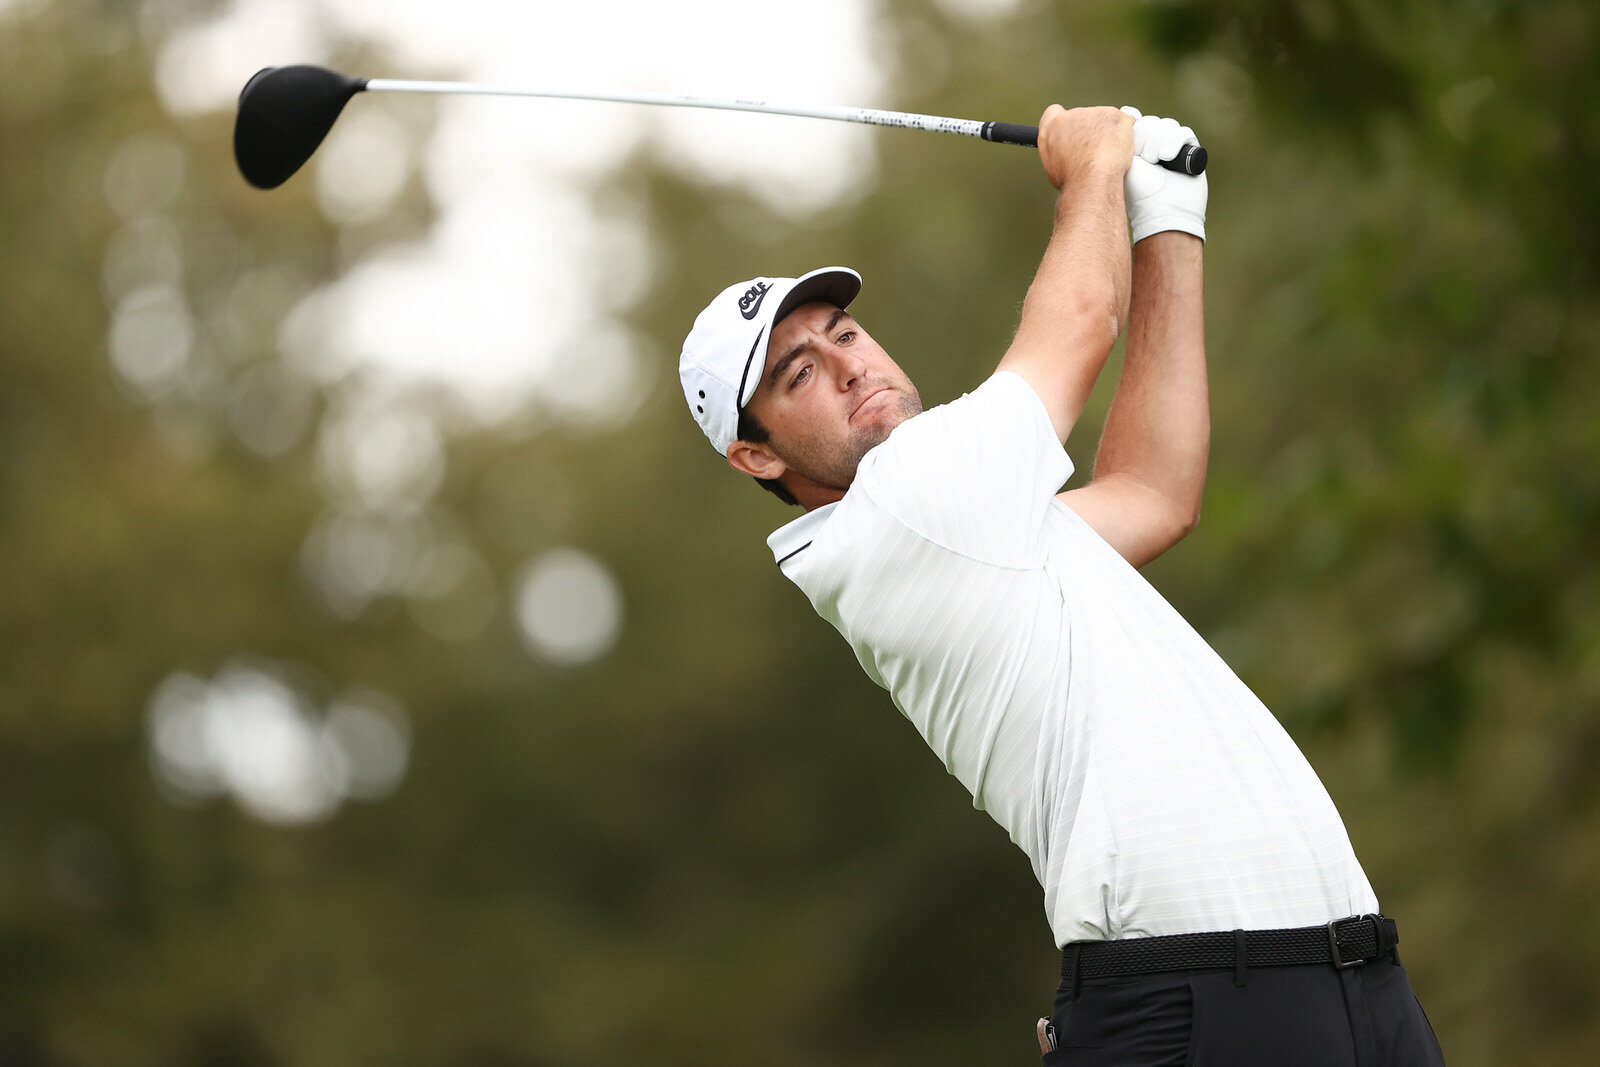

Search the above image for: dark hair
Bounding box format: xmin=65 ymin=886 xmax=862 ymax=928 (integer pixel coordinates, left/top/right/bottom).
xmin=735 ymin=407 xmax=799 ymax=506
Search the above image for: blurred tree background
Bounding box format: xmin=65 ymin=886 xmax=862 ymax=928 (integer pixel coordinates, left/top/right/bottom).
xmin=2 ymin=0 xmax=1596 ymax=1063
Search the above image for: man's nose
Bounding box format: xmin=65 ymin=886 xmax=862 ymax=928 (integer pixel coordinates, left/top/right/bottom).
xmin=832 ymin=347 xmax=867 ymax=388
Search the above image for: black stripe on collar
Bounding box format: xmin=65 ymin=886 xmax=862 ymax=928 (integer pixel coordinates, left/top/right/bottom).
xmin=775 ymin=542 xmax=812 ymax=565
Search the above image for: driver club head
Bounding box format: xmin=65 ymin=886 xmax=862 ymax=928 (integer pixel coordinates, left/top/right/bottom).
xmin=234 ymin=65 xmax=368 ymax=189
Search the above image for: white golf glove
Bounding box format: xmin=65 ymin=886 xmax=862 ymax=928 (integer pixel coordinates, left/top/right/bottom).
xmin=1121 ymin=106 xmax=1207 ymax=243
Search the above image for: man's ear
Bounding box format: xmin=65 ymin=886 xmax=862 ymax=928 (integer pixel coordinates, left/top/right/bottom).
xmin=727 ymin=440 xmax=786 ymax=480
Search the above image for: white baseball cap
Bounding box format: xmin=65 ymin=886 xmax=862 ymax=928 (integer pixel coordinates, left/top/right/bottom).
xmin=680 ymin=266 xmax=862 ymax=455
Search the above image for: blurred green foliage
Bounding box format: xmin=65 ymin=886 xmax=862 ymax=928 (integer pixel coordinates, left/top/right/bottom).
xmin=2 ymin=0 xmax=1596 ymax=1064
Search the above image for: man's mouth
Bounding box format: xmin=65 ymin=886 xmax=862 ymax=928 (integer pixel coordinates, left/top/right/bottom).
xmin=850 ymin=386 xmax=888 ymax=420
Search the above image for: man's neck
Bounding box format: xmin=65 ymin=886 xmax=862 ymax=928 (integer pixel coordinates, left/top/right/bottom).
xmin=791 ymin=481 xmax=848 ymax=512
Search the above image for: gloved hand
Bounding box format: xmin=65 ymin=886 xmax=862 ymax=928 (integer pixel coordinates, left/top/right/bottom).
xmin=1120 ymin=106 xmax=1207 ymax=243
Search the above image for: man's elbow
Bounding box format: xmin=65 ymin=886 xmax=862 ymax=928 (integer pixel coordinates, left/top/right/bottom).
xmin=1134 ymin=497 xmax=1201 ymax=568
xmin=1154 ymin=467 xmax=1206 ymax=547
xmin=1171 ymin=497 xmax=1202 ymax=543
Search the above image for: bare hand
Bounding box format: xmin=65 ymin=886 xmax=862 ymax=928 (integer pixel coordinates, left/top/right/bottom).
xmin=1036 ymin=105 xmax=1134 ymax=190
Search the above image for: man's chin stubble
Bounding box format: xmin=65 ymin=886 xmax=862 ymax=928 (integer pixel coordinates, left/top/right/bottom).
xmin=779 ymin=393 xmax=924 ymax=493
xmin=837 ymin=395 xmax=923 ymax=485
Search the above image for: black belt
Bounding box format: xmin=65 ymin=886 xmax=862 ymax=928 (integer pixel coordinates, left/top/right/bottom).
xmin=1061 ymin=914 xmax=1399 ymax=982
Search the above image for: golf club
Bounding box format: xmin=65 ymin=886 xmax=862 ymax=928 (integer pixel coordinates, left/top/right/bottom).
xmin=233 ymin=65 xmax=1208 ymax=190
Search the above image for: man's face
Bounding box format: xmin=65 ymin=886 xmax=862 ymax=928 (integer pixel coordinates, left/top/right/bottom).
xmin=733 ymin=301 xmax=922 ymax=500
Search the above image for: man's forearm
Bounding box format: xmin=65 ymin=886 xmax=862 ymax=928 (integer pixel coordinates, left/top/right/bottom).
xmin=998 ymin=177 xmax=1133 ymax=441
xmin=996 ymin=106 xmax=1133 ymax=442
xmin=1092 ymin=232 xmax=1209 ymax=525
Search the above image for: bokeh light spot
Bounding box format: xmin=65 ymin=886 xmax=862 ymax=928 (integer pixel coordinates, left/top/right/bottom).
xmin=406 ymin=541 xmax=498 ymax=643
xmin=317 ymin=400 xmax=446 ymax=508
xmin=315 ymin=106 xmax=413 ymax=224
xmin=109 ymin=283 xmax=193 ymax=398
xmin=146 ymin=663 xmax=411 ymax=825
xmin=514 ymin=548 xmax=624 ymax=665
xmin=322 ymin=690 xmax=411 ymax=800
xmin=103 ymin=133 xmax=185 ymax=219
xmin=102 ymin=216 xmax=184 ymax=304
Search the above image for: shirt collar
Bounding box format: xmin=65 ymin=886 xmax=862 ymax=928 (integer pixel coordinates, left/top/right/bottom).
xmin=766 ymin=502 xmax=838 ymax=565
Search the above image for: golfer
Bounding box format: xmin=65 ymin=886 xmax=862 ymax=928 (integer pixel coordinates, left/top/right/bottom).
xmin=679 ymin=105 xmax=1444 ymax=1065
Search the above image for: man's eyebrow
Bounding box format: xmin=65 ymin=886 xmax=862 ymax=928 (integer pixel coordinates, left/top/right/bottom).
xmin=765 ymin=308 xmax=853 ymax=389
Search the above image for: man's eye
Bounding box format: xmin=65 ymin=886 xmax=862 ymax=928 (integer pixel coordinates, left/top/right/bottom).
xmin=836 ymin=331 xmax=855 ymax=344
xmin=790 ymin=366 xmax=810 ymax=387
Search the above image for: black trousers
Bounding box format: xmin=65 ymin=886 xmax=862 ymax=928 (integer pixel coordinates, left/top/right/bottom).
xmin=1042 ymin=953 xmax=1445 ymax=1066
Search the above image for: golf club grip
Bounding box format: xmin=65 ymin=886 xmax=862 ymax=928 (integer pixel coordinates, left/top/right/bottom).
xmin=982 ymin=122 xmax=1208 ymax=175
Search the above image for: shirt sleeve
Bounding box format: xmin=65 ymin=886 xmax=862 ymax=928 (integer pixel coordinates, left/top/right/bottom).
xmin=850 ymin=371 xmax=1074 ymax=568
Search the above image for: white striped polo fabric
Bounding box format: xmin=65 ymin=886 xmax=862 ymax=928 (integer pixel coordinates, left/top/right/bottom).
xmin=767 ymin=371 xmax=1379 ymax=946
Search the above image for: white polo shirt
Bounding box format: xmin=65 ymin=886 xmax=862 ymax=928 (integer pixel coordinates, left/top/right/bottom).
xmin=767 ymin=371 xmax=1379 ymax=946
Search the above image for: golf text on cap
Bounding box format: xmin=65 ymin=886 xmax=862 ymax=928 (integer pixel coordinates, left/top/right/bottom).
xmin=739 ymin=282 xmax=771 ymax=320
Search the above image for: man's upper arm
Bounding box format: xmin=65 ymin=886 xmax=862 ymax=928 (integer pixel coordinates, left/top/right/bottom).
xmin=996 ymin=322 xmax=1119 ymax=445
xmin=1057 ymin=475 xmax=1199 ymax=569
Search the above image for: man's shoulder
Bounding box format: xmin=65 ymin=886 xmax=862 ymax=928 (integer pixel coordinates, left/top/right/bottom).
xmin=863 ymin=372 xmax=1042 ymax=465
xmin=859 ymin=370 xmax=1062 ymax=488
xmin=900 ymin=371 xmax=1039 ymax=432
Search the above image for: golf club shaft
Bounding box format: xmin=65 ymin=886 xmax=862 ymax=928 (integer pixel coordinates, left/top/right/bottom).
xmin=364 ymin=78 xmax=1035 ymax=145
xmin=232 ymin=64 xmax=1208 ymax=189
